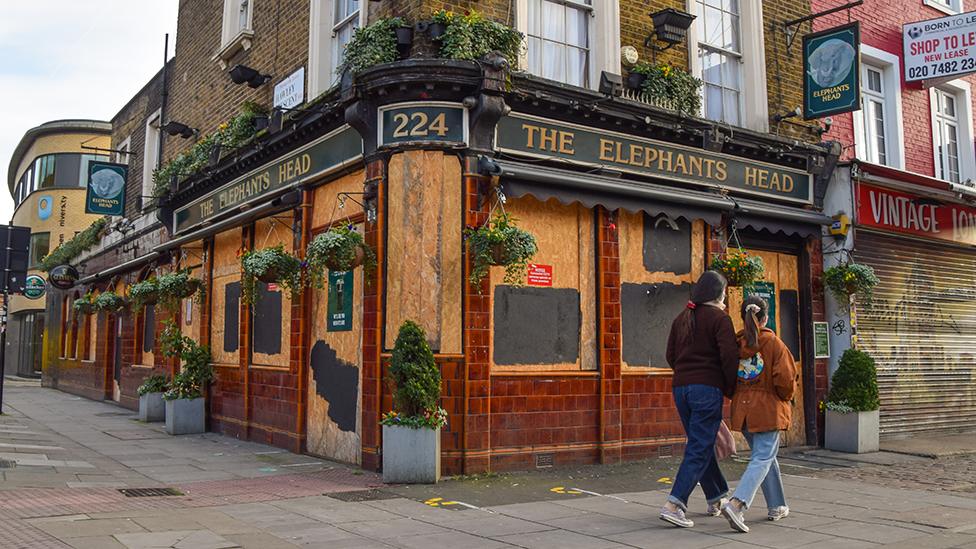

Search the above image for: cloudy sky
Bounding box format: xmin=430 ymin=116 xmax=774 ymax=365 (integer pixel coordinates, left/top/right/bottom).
xmin=0 ymin=2 xmax=179 ymax=222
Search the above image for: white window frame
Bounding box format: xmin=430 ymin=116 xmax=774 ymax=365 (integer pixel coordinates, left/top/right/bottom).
xmin=142 ymin=109 xmax=162 ymax=208
xmin=308 ymin=0 xmax=367 ymax=100
xmin=930 ymin=80 xmax=975 ymax=183
xmin=852 ymin=46 xmax=905 ymax=169
xmin=515 ymin=0 xmax=620 ymax=92
xmin=214 ymin=0 xmax=255 ymax=68
xmin=115 ymin=136 xmax=131 ymax=165
xmin=686 ymin=0 xmax=768 ymax=132
xmin=924 ymin=0 xmax=964 ymax=15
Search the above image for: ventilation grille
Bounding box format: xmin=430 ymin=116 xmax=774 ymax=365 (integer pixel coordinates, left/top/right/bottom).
xmin=535 ymin=453 xmax=554 ymax=468
xmin=119 ymin=487 xmax=183 ymax=497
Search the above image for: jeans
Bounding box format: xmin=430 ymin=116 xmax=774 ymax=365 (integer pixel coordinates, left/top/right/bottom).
xmin=668 ymin=384 xmax=729 ymax=511
xmin=732 ymin=428 xmax=788 ymax=510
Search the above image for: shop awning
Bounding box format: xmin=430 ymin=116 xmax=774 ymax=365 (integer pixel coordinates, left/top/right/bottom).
xmin=733 ymin=198 xmax=832 ymax=239
xmin=495 ymin=160 xmax=729 ymax=225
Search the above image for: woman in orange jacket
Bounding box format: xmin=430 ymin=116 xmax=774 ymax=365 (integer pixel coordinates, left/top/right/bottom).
xmin=720 ymin=295 xmax=797 ymax=533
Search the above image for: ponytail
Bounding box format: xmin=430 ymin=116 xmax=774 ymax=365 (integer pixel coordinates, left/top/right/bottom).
xmin=673 ymin=271 xmax=727 ymax=346
xmin=740 ymin=295 xmax=768 ymax=348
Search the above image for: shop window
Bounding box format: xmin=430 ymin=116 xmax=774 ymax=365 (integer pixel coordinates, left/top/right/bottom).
xmin=924 ymin=0 xmax=964 ymax=14
xmin=621 ymin=281 xmax=693 ymax=368
xmin=308 ymin=0 xmax=364 ymax=99
xmin=249 ymin=216 xmax=293 ymax=367
xmin=59 ymin=295 xmax=69 ymax=358
xmin=931 ymin=83 xmax=975 ymax=184
xmin=86 ymin=306 xmax=97 ymax=361
xmin=142 ymin=305 xmax=156 ymax=354
xmin=69 ymin=293 xmax=81 ymax=359
xmin=687 ymin=0 xmax=768 ymax=131
xmin=494 ymin=286 xmax=581 ymax=365
xmin=853 ymin=47 xmax=904 ymax=169
xmin=212 ymin=228 xmax=242 ymax=367
xmin=29 ymin=232 xmax=50 ymax=268
xmin=142 ymin=109 xmax=161 ymax=209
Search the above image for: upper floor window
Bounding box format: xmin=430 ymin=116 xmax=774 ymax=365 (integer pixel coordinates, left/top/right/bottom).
xmin=696 ymin=0 xmax=741 ymax=126
xmin=115 ymin=136 xmax=131 ymax=165
xmin=924 ymin=0 xmax=964 ymax=15
xmin=222 ymin=0 xmax=253 ymax=46
xmin=143 ymin=109 xmax=162 ymax=209
xmin=13 ymin=153 xmax=110 ymax=207
xmin=35 ymin=155 xmax=56 ymax=189
xmin=852 ymin=46 xmax=905 ymax=169
xmin=308 ymin=0 xmax=365 ymax=99
xmin=29 ymin=232 xmax=50 ymax=268
xmin=930 ymin=82 xmax=974 ymax=183
xmin=333 ymin=0 xmax=360 ymax=76
xmin=526 ymin=0 xmax=592 ymax=88
xmin=862 ymin=65 xmax=889 ymax=165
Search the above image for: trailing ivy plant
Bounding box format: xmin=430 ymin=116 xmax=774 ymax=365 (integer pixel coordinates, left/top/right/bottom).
xmin=464 ymin=211 xmax=538 ymax=288
xmin=826 ymin=349 xmax=880 ymax=413
xmin=73 ymin=293 xmax=96 ymax=315
xmin=155 ymin=270 xmax=205 ymax=312
xmin=93 ymin=291 xmax=126 ymax=313
xmin=436 ymin=10 xmax=524 ymax=68
xmin=160 ymin=320 xmax=213 ymax=401
xmin=634 ymin=62 xmax=703 ymax=117
xmin=137 ymin=374 xmax=169 ymax=396
xmin=128 ymin=279 xmax=159 ymax=310
xmin=337 ymin=17 xmax=406 ymax=75
xmin=710 ymin=250 xmax=765 ymax=288
xmin=305 ymin=226 xmax=375 ymax=288
xmin=380 ymin=320 xmax=447 ymax=430
xmin=823 ymin=263 xmax=879 ymax=304
xmin=240 ymin=245 xmax=303 ymax=305
xmin=39 ymin=217 xmax=110 ymax=272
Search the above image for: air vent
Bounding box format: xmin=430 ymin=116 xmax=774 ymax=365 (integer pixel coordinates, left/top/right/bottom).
xmin=658 ymin=445 xmax=673 ymax=458
xmin=119 ymin=487 xmax=183 ymax=497
xmin=535 ymin=453 xmax=554 ymax=468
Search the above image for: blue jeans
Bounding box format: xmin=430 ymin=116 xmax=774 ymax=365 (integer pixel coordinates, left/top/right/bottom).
xmin=732 ymin=428 xmax=788 ymax=510
xmin=668 ymin=384 xmax=729 ymax=511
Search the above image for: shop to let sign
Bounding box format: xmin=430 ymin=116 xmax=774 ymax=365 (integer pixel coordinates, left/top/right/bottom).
xmin=857 ymin=182 xmax=976 ymax=246
xmin=745 ymin=281 xmax=777 ymax=333
xmin=496 ymin=113 xmax=812 ymax=204
xmin=526 ymin=264 xmax=552 ymax=286
xmin=904 ymin=11 xmax=976 ymax=82
xmin=378 ymin=102 xmax=467 ymax=147
xmin=328 ymin=271 xmax=354 ymax=332
xmin=803 ymin=22 xmax=860 ymax=119
xmin=85 ymin=161 xmax=127 ymax=216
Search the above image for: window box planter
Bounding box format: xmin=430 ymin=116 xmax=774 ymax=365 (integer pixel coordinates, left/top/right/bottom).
xmin=825 ymin=409 xmax=879 ymax=454
xmin=139 ymin=392 xmax=166 ymax=422
xmin=626 ymin=71 xmax=647 ymax=90
xmin=165 ymin=397 xmax=206 ymax=435
xmin=383 ymin=424 xmax=441 ymax=483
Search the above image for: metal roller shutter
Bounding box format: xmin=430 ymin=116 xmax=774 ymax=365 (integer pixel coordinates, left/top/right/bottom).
xmin=855 ymin=230 xmax=976 ymax=437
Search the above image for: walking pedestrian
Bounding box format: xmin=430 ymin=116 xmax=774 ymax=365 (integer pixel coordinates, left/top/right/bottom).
xmin=659 ymin=271 xmax=739 ymax=528
xmin=720 ymin=295 xmax=797 ymax=533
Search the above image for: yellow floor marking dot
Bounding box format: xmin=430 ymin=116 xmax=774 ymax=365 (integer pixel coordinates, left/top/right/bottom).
xmin=657 ymin=477 xmax=673 ymax=484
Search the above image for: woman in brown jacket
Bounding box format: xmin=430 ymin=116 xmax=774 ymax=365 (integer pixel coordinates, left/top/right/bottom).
xmin=720 ymin=295 xmax=797 ymax=533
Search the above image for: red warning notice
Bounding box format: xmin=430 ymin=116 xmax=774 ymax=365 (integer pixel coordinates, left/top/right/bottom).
xmin=526 ymin=264 xmax=552 ymax=286
xmin=266 ymin=283 xmax=279 ymax=292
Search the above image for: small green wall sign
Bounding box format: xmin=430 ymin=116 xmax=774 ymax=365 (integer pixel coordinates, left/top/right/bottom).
xmin=23 ymin=275 xmax=45 ymax=299
xmin=327 ymin=271 xmax=354 ymax=332
xmin=803 ymin=22 xmax=860 ymax=120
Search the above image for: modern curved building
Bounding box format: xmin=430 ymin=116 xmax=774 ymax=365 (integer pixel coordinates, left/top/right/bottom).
xmin=6 ymin=120 xmax=111 ymax=377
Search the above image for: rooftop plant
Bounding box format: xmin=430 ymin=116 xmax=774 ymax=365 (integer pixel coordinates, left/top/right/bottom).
xmin=39 ymin=217 xmax=110 ymax=272
xmin=632 ymin=62 xmax=703 ymax=117
xmin=435 ymin=10 xmax=524 ymax=68
xmin=338 ymin=17 xmax=406 ymax=75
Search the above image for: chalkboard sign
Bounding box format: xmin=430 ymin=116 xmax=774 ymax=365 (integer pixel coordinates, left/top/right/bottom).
xmin=814 ymin=321 xmax=830 ymax=359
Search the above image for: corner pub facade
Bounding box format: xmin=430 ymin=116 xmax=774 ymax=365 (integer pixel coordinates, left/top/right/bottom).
xmin=43 ymin=0 xmax=839 ymax=474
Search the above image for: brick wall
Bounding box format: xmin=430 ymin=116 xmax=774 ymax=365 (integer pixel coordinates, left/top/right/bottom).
xmin=111 ymin=67 xmax=165 ymax=217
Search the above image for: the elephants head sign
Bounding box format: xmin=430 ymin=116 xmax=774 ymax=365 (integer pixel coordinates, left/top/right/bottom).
xmin=85 ymin=161 xmax=127 ymax=216
xmin=803 ymin=22 xmax=860 ymax=120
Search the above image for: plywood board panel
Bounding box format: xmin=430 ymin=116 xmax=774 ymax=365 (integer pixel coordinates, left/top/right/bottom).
xmin=212 ymin=228 xmax=242 ymax=367
xmin=311 ymin=170 xmax=366 ymax=228
xmin=251 ymin=215 xmax=293 ymax=368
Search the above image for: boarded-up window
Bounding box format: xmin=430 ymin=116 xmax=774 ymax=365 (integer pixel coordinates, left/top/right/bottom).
xmin=250 ymin=215 xmax=293 ymax=367
xmin=493 ymin=286 xmax=581 ymax=365
xmin=223 ymin=282 xmax=240 ymax=353
xmin=211 ymin=228 xmax=242 ymax=367
xmin=142 ymin=305 xmax=155 ymax=354
xmin=252 ymin=284 xmax=282 ymax=355
xmin=621 ymin=282 xmax=692 ymax=368
xmin=644 ymin=214 xmax=692 ymax=274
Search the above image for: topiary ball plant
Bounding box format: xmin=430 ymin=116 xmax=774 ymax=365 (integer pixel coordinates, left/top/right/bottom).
xmin=826 ymin=348 xmax=880 ymax=413
xmin=383 ymin=320 xmax=446 ymax=430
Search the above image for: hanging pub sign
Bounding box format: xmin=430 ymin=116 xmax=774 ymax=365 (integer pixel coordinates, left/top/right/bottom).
xmin=904 ymin=11 xmax=976 ymax=82
xmin=85 ymin=161 xmax=127 ymax=216
xmin=327 ymin=270 xmax=354 ymax=332
xmin=803 ymin=22 xmax=860 ymax=120
xmin=48 ymin=265 xmax=79 ymax=290
xmin=496 ymin=113 xmax=813 ymax=204
xmin=23 ymin=275 xmax=45 ymax=299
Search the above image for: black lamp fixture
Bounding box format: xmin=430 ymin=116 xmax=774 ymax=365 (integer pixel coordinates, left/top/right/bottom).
xmin=160 ymin=120 xmax=198 ymax=139
xmin=645 ymin=8 xmax=696 ymax=51
xmin=228 ymin=64 xmax=272 ymax=88
xmin=599 ymin=71 xmax=624 ymax=98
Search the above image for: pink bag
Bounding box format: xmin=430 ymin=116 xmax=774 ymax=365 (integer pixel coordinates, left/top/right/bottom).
xmin=715 ymin=420 xmax=736 ymax=460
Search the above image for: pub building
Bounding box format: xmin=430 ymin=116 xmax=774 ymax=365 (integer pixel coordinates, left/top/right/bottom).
xmin=824 ymin=161 xmax=976 ymax=439
xmin=58 ymin=56 xmax=825 ymax=473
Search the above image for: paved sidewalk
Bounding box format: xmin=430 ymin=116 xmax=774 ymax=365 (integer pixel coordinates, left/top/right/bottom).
xmin=2 ymin=383 xmax=976 ymax=548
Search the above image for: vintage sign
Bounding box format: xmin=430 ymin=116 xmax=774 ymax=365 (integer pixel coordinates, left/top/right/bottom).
xmin=904 ymin=11 xmax=976 ymax=82
xmin=803 ymin=22 xmax=860 ymax=119
xmin=745 ymin=281 xmax=777 ymax=333
xmin=496 ymin=113 xmax=813 ymax=204
xmin=48 ymin=264 xmax=79 ymax=290
xmin=85 ymin=161 xmax=127 ymax=216
xmin=857 ymin=182 xmax=976 ymax=246
xmin=378 ymin=102 xmax=467 ymax=147
xmin=23 ymin=275 xmax=45 ymax=299
xmin=174 ymin=126 xmax=362 ymax=234
xmin=526 ymin=264 xmax=553 ymax=287
xmin=813 ymin=321 xmax=830 ymax=359
xmin=327 ymin=270 xmax=354 ymax=332
xmin=274 ymin=67 xmax=305 ymax=110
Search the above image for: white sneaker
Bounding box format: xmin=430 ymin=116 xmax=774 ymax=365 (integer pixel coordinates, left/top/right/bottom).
xmin=660 ymin=506 xmax=695 ymax=528
xmin=721 ymin=502 xmax=750 ymax=533
xmin=706 ymin=498 xmax=728 ymax=517
xmin=767 ymin=506 xmax=789 ymax=521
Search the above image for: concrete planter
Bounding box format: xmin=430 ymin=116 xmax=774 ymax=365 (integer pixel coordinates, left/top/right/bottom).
xmin=165 ymin=397 xmax=206 ymax=435
xmin=138 ymin=392 xmax=165 ymax=422
xmin=826 ymin=409 xmax=879 ymax=453
xmin=382 ymin=424 xmax=440 ymax=484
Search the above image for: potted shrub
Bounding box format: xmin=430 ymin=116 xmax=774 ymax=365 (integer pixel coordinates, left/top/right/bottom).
xmin=428 ymin=9 xmax=449 ymax=40
xmin=436 ymin=10 xmax=524 ymax=68
xmin=825 ymin=348 xmax=881 ymax=454
xmin=128 ymin=278 xmax=159 ymax=309
xmin=160 ymin=321 xmax=213 ymax=435
xmin=627 ymin=62 xmax=651 ymax=90
xmin=823 ymin=262 xmax=879 ymax=306
xmin=155 ymin=270 xmax=204 ymax=312
xmin=710 ymin=249 xmax=765 ymax=288
xmin=137 ymin=374 xmax=169 ymax=422
xmin=382 ymin=320 xmax=447 ymax=483
xmin=338 ymin=17 xmax=406 ymax=75
xmin=638 ymin=62 xmax=703 ymax=116
xmin=240 ymin=245 xmax=303 ymax=305
xmin=395 ymin=23 xmax=414 ymax=56
xmin=305 ymin=225 xmax=376 ymax=288
xmin=93 ymin=292 xmax=126 ymax=314
xmin=73 ymin=292 xmax=96 ymax=315
xmin=465 ymin=211 xmax=538 ymax=289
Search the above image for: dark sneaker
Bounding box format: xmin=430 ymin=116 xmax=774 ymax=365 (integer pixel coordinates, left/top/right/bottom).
xmin=660 ymin=506 xmax=695 ymax=528
xmin=768 ymin=506 xmax=790 ymax=521
xmin=721 ymin=502 xmax=750 ymax=533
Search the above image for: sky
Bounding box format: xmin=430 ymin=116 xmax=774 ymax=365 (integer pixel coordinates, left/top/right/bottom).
xmin=0 ymin=2 xmax=179 ymax=222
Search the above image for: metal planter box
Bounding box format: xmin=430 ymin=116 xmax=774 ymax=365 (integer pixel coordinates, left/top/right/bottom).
xmin=382 ymin=424 xmax=440 ymax=484
xmin=138 ymin=392 xmax=165 ymax=422
xmin=164 ymin=397 xmax=206 ymax=435
xmin=825 ymin=409 xmax=879 ymax=453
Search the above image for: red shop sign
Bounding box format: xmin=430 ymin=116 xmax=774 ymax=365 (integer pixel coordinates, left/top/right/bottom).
xmin=857 ymin=182 xmax=976 ymax=246
xmin=526 ymin=264 xmax=553 ymax=286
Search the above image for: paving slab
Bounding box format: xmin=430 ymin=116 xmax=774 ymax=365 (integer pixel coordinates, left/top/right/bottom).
xmin=339 ymin=517 xmax=451 ymax=539
xmin=65 ymin=536 xmax=129 ymax=549
xmin=220 ymin=532 xmax=302 ymax=548
xmin=803 ymin=519 xmax=930 ymax=544
xmin=390 ymin=530 xmax=516 ymax=549
xmin=29 ymin=517 xmax=147 ymax=539
xmin=606 ymin=526 xmax=736 ymax=549
xmin=437 ymin=514 xmax=555 ymax=537
xmin=492 ymin=528 xmax=630 ymax=548
xmin=881 ymin=432 xmax=976 ymax=458
xmin=113 ymin=530 xmax=239 ymax=549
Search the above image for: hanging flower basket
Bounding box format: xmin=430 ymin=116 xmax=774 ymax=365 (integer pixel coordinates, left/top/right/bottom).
xmin=128 ymin=279 xmax=159 ymax=309
xmin=178 ymin=277 xmax=204 ymax=299
xmin=241 ymin=245 xmax=303 ymax=305
xmin=73 ymin=293 xmax=97 ymax=315
xmin=823 ymin=263 xmax=879 ymax=303
xmin=305 ymin=226 xmax=376 ymax=289
xmin=153 ymin=270 xmax=206 ymax=311
xmin=94 ymin=292 xmax=127 ymax=313
xmin=710 ymin=250 xmax=765 ymax=287
xmin=465 ymin=212 xmax=538 ymax=289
